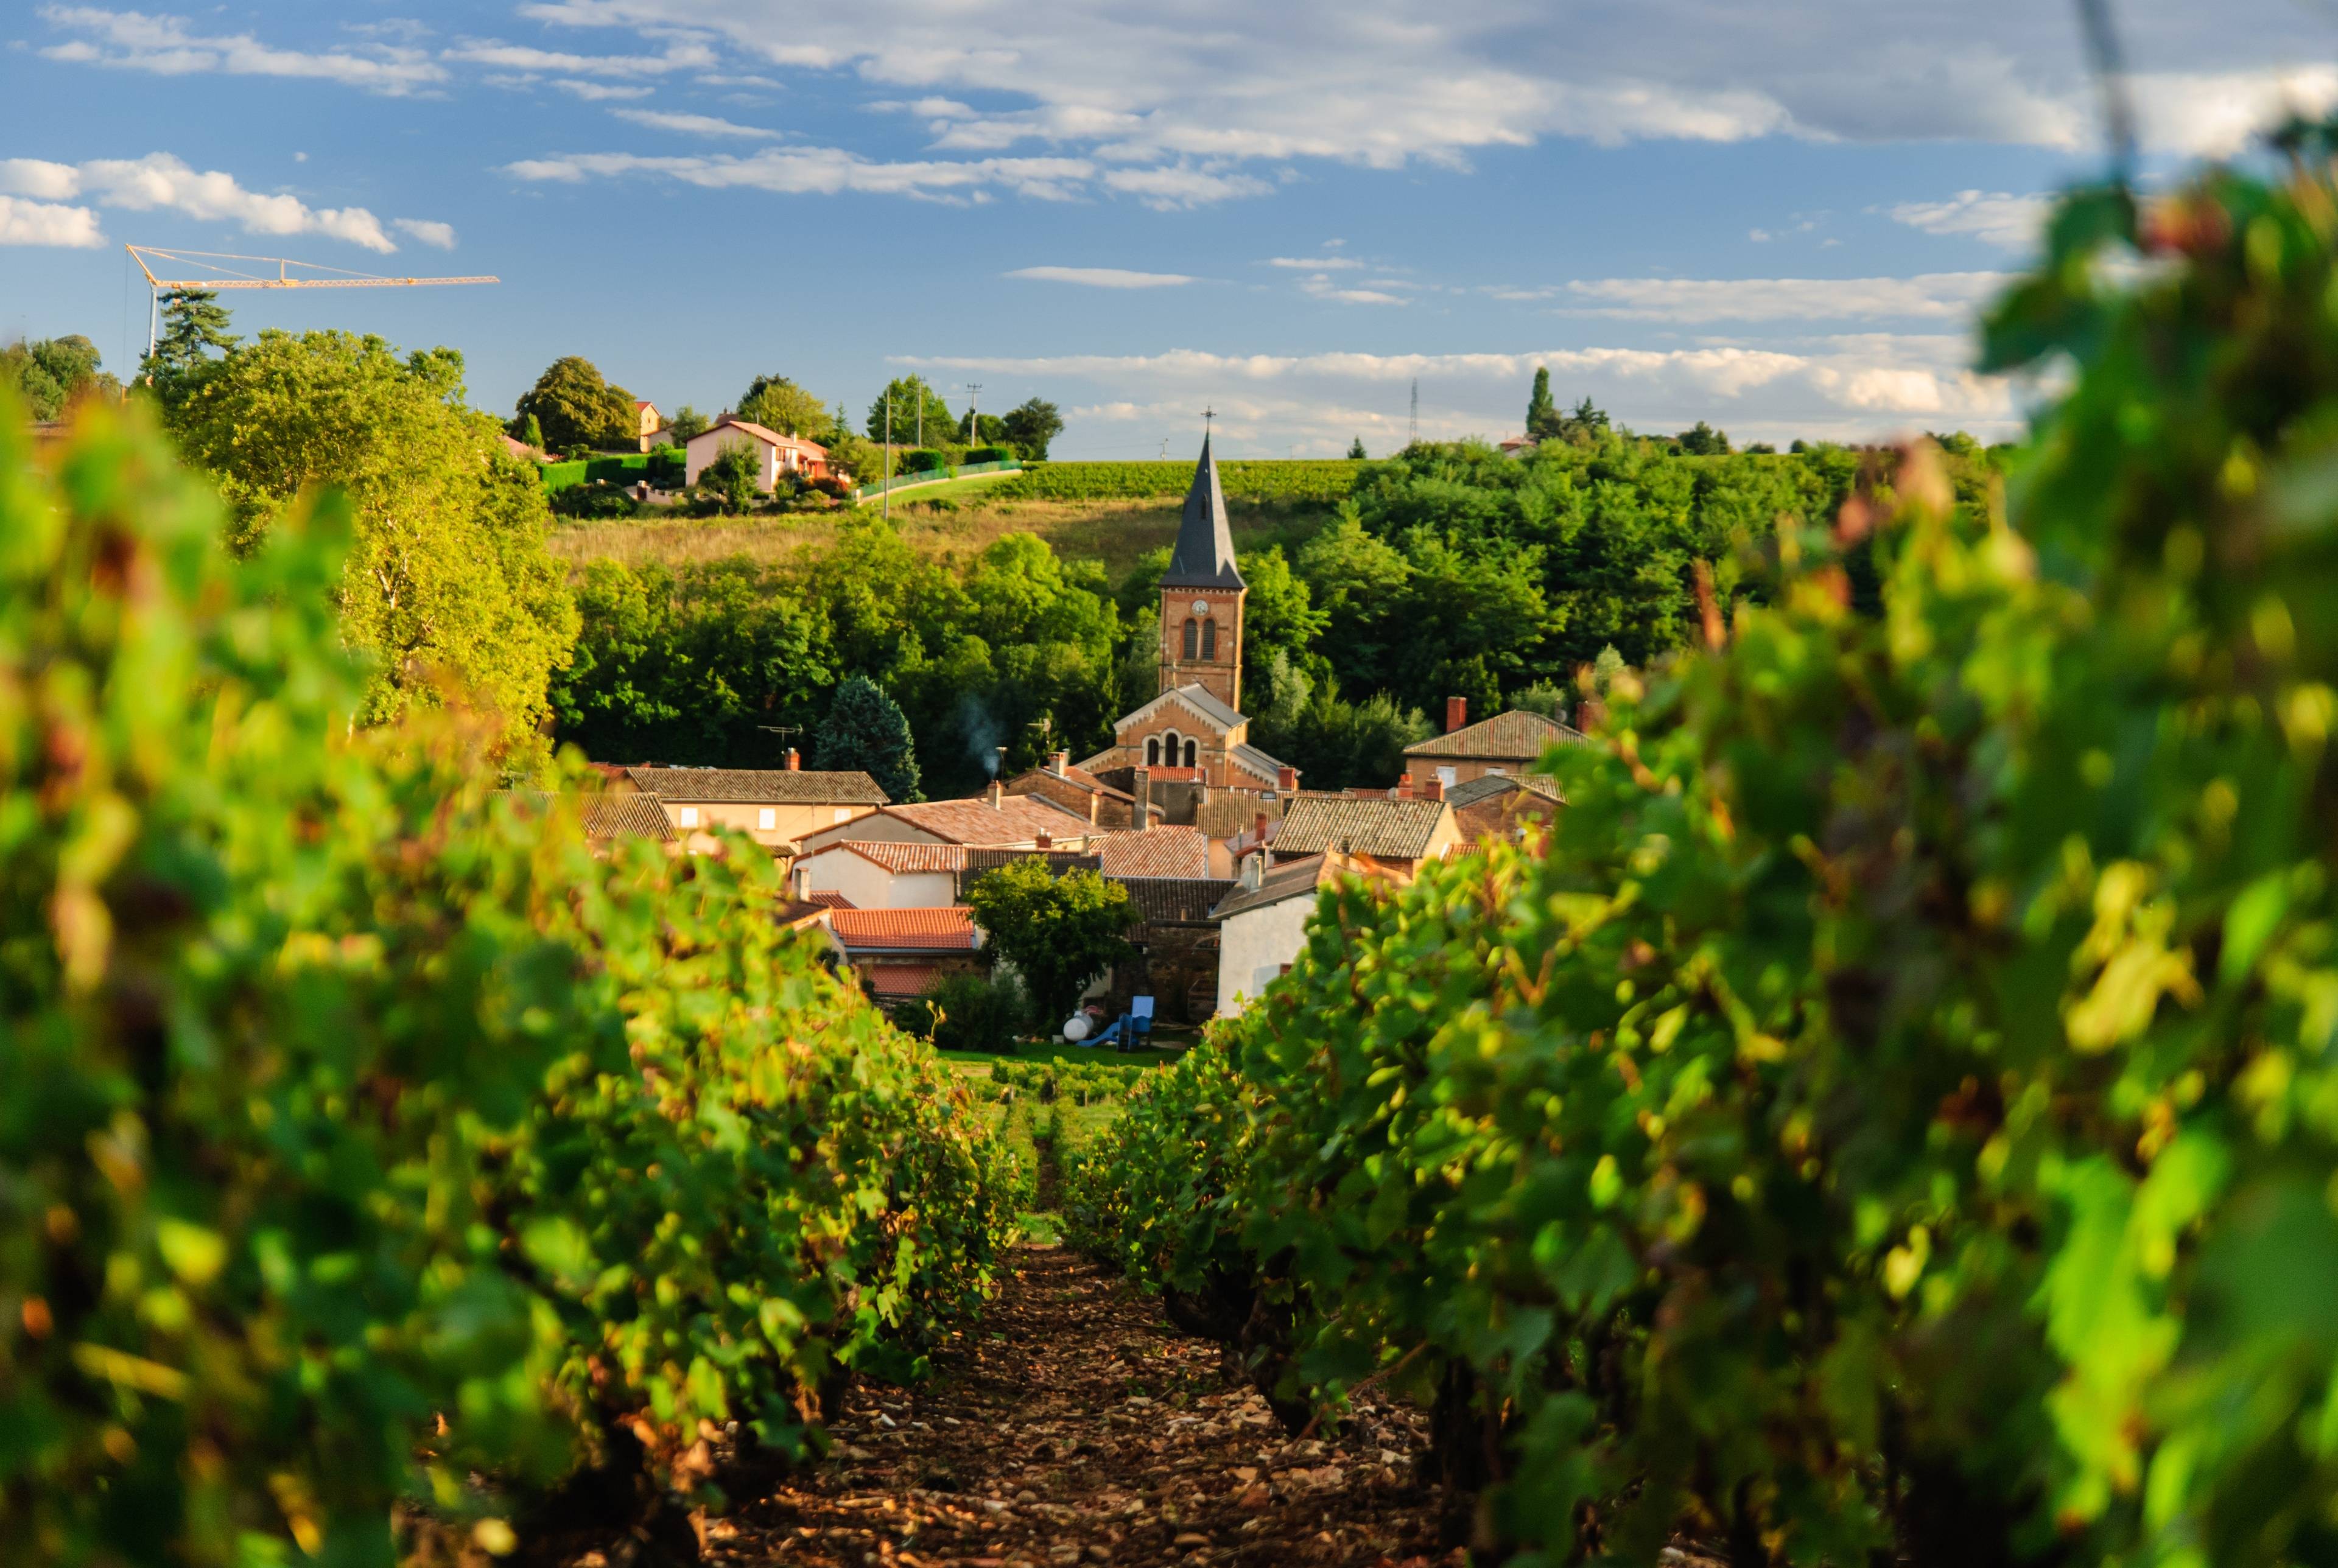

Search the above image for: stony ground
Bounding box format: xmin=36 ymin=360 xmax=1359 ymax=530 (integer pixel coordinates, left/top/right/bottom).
xmin=688 ymin=1247 xmax=1453 ymax=1568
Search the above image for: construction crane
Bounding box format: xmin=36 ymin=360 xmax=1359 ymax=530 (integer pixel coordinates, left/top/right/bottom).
xmin=125 ymin=244 xmax=498 ymax=360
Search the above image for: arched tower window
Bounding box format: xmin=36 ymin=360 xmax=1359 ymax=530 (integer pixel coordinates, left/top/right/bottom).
xmin=1146 ymin=737 xmax=1160 ymax=766
xmin=1201 ymin=618 xmax=1217 ymax=659
xmin=1182 ymin=618 xmax=1199 ymax=660
xmin=1183 ymin=738 xmax=1198 ymax=768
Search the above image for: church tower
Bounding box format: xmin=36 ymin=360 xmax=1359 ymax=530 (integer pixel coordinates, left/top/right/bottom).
xmin=1159 ymin=435 xmax=1247 ymax=712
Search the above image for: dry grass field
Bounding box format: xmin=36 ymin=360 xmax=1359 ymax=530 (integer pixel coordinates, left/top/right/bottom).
xmin=543 ymin=494 xmax=1329 ymax=579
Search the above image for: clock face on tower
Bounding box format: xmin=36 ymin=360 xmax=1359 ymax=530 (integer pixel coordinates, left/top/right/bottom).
xmin=1191 ymin=598 xmax=1211 ymax=617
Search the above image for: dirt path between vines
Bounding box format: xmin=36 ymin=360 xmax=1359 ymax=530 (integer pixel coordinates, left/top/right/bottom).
xmin=693 ymin=1247 xmax=1454 ymax=1568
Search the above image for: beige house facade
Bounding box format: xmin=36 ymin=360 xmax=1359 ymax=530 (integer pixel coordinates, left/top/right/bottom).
xmin=616 ymin=763 xmax=886 ymax=855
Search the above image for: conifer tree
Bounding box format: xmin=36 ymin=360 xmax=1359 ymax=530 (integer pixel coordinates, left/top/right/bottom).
xmin=1524 ymin=365 xmax=1558 ymax=438
xmin=141 ymin=290 xmax=239 ymax=391
xmin=815 ymin=675 xmax=922 ymax=802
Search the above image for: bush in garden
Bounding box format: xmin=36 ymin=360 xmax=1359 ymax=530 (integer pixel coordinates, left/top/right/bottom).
xmin=0 ymin=396 xmax=1014 ymax=1567
xmin=1075 ymin=131 xmax=2338 ymax=1566
xmin=921 ymin=971 xmax=1029 ymax=1054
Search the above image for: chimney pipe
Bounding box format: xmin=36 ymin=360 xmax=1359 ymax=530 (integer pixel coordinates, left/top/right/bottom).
xmin=785 ymin=747 xmax=801 ymax=771
xmin=1051 ymin=749 xmax=1069 ymax=777
xmin=1446 ymin=696 xmax=1467 ymax=733
xmin=986 ymin=780 xmax=1003 ymax=809
xmin=1276 ymin=765 xmax=1297 ymax=793
xmin=1422 ymin=777 xmax=1445 ymax=802
xmin=1132 ymin=766 xmax=1151 ymax=830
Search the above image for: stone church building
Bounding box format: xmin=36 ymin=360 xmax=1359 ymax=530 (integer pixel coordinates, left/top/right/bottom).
xmin=1078 ymin=438 xmax=1296 ymax=797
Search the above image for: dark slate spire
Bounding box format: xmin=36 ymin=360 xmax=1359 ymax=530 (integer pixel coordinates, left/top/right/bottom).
xmin=1160 ymin=435 xmax=1244 ymax=589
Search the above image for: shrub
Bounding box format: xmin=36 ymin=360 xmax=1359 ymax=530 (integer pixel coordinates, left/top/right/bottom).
xmin=549 ymin=479 xmax=641 ymax=519
xmin=0 ymin=397 xmax=1014 ymax=1566
xmin=899 ymin=448 xmax=949 ymax=475
xmin=963 ymin=445 xmax=1014 ymax=465
xmin=1070 ymin=144 xmax=2338 ymax=1565
xmin=539 ymin=458 xmax=590 ymax=495
xmin=921 ymin=971 xmax=1029 ymax=1053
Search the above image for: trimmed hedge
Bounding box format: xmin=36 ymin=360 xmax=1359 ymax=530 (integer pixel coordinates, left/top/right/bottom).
xmin=988 ymin=459 xmax=1364 ymax=505
xmin=541 ymin=448 xmax=686 ymax=495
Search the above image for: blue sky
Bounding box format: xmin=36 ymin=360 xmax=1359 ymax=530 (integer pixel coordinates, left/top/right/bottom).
xmin=5 ymin=1 xmax=2334 ymax=456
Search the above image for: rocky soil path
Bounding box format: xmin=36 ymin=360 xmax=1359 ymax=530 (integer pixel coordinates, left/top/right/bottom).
xmin=695 ymin=1246 xmax=1452 ymax=1568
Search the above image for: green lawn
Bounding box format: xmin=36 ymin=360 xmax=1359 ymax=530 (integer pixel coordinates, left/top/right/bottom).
xmin=855 ymin=468 xmax=1027 ymax=507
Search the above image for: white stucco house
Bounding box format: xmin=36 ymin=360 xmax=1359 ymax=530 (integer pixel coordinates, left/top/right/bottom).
xmin=793 ymin=840 xmax=965 ymax=910
xmin=682 ymin=416 xmax=835 ymax=491
xmin=1209 ymin=852 xmax=1336 ymax=1016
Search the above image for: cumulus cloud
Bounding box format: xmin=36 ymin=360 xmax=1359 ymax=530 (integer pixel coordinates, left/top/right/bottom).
xmin=392 ymin=217 xmax=458 ymax=249
xmin=1006 ymin=266 xmax=1196 ymax=289
xmin=37 ymin=5 xmax=448 ymax=94
xmin=1542 ymin=272 xmax=2009 ymax=323
xmin=0 ymin=195 xmax=105 ymax=248
xmin=612 ymin=108 xmax=782 ymax=138
xmin=440 ymin=36 xmax=714 ymax=78
xmin=552 ymin=79 xmax=653 ymax=99
xmin=1889 ymin=191 xmax=2052 ymax=250
xmin=896 ymin=339 xmax=2023 ymax=452
xmin=5 ymin=153 xmax=446 ymax=253
xmin=1269 ymin=256 xmax=1365 ymax=270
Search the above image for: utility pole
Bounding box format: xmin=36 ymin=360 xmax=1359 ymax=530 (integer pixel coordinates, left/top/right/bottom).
xmin=964 ymin=382 xmax=982 ymax=446
xmin=915 ymin=381 xmax=923 ymax=450
xmin=883 ymin=393 xmax=893 ymax=520
xmin=1409 ymin=378 xmax=1419 ymax=446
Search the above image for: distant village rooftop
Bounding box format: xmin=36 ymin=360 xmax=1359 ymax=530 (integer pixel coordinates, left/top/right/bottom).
xmin=622 ymin=765 xmax=887 ymax=805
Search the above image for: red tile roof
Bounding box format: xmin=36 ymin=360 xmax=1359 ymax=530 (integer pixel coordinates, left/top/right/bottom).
xmin=824 ymin=841 xmax=969 ymax=873
xmin=864 ymin=962 xmax=950 ymax=998
xmin=1403 ymin=709 xmax=1589 ymax=761
xmin=827 ymin=907 xmax=981 ymax=951
xmin=1097 ymin=826 xmax=1212 ymax=880
xmin=804 ymin=890 xmax=857 ymax=909
xmin=879 ymin=794 xmax=1092 ymax=847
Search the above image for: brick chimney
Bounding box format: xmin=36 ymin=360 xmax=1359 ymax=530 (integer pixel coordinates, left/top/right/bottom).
xmin=1131 ymin=766 xmax=1151 ymax=830
xmin=1445 ymin=696 xmax=1468 ymax=733
xmin=1396 ymin=770 xmax=1414 ymax=799
xmin=1051 ymin=749 xmax=1069 ymax=777
xmin=1253 ymin=811 xmax=1268 ymax=844
xmin=1276 ymin=765 xmax=1297 ymax=793
xmin=1422 ymin=777 xmax=1445 ymax=802
xmin=1036 ymin=831 xmax=1053 ymax=850
xmin=785 ymin=747 xmax=801 ymax=771
xmin=986 ymin=780 xmax=1003 ymax=808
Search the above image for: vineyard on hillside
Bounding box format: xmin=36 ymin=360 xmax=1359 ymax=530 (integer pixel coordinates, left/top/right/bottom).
xmin=988 ymin=460 xmax=1364 ymax=506
xmin=0 ymin=411 xmax=1016 ymax=1565
xmin=1065 ymin=143 xmax=2338 ymax=1563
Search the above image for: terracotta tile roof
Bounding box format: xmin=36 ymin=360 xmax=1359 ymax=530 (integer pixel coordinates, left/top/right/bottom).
xmin=880 ymin=794 xmax=1093 ymax=847
xmin=804 ymin=890 xmax=857 ymax=909
xmin=1445 ymin=773 xmax=1559 ymax=810
xmin=501 ymin=790 xmax=675 ymax=842
xmin=827 ymin=907 xmax=981 ymax=951
xmin=830 ymin=841 xmax=969 ymax=874
xmin=1115 ymin=876 xmax=1237 ymax=925
xmin=1271 ymin=796 xmax=1452 ymax=861
xmin=701 ymin=415 xmax=828 ymax=455
xmin=1403 ymin=709 xmax=1589 ymax=762
xmin=863 ymin=962 xmax=950 ymax=998
xmin=1006 ymin=762 xmax=1136 ymax=803
xmin=623 ymin=766 xmax=888 ymax=805
xmin=1097 ymin=827 xmax=1212 ymax=880
xmin=1210 ymin=855 xmax=1332 ymax=920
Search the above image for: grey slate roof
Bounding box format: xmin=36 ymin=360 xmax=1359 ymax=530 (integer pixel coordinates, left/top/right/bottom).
xmin=502 ymin=791 xmax=677 ymax=842
xmin=1164 ymin=682 xmax=1244 ymax=732
xmin=1229 ymin=741 xmax=1288 ymax=783
xmin=1403 ymin=710 xmax=1589 ymax=762
xmin=1160 ymin=436 xmax=1245 ymax=590
xmin=1271 ymin=796 xmax=1452 ymax=861
xmin=1209 ymin=854 xmax=1329 ymax=920
xmin=1445 ymin=773 xmax=1559 ymax=810
xmin=623 ymin=766 xmax=889 ymax=805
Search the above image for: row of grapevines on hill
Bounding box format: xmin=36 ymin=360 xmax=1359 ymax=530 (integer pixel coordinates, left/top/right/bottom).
xmin=988 ymin=460 xmax=1364 ymax=505
xmin=0 ymin=401 xmax=1016 ymax=1567
xmin=1067 ymin=136 xmax=2338 ymax=1568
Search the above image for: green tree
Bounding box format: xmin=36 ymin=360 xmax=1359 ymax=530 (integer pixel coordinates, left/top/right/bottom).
xmin=2 ymin=334 xmax=116 ymax=419
xmin=164 ymin=329 xmax=577 ymax=767
xmin=739 ymin=374 xmax=825 ymax=435
xmin=140 ymin=289 xmax=239 ymax=393
xmin=999 ymin=396 xmax=1064 ymax=460
xmin=966 ymin=860 xmax=1136 ymax=1024
xmin=514 ymin=411 xmax=546 ymax=450
xmin=865 ymin=375 xmax=955 ymax=446
xmin=1525 ymin=365 xmax=1560 ymax=439
xmin=665 ymin=404 xmax=710 ymax=442
xmin=514 ymin=355 xmax=636 ymax=452
xmin=1676 ymin=419 xmax=1730 ymax=455
xmin=813 ymin=674 xmax=922 ymax=802
xmin=700 ymin=442 xmax=764 ymax=511
xmin=1347 ymin=436 xmax=1368 ymax=460
xmin=958 ymin=410 xmax=1008 ymax=446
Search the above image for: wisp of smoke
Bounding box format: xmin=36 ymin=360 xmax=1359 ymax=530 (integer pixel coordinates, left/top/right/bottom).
xmin=958 ymin=695 xmax=1005 ymax=777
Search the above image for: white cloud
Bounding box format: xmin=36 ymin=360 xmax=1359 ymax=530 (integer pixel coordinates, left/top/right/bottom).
xmin=1549 ymin=272 xmax=2007 ymax=323
xmin=441 ymin=36 xmax=714 ymax=79
xmin=1006 ymin=266 xmax=1195 ymax=289
xmin=895 ymin=338 xmax=2023 ymax=452
xmin=1299 ymin=274 xmax=1406 ymax=306
xmin=37 ymin=6 xmax=448 ymax=94
xmin=613 ymin=108 xmax=781 ymax=138
xmin=1889 ymin=190 xmax=2051 ymax=251
xmin=1097 ymin=166 xmax=1274 ymax=209
xmin=7 ymin=152 xmax=442 ymax=253
xmin=503 ymin=147 xmax=1095 ymax=203
xmin=2132 ymin=66 xmax=2338 ymax=155
xmin=1269 ymin=256 xmax=1364 ymax=270
xmin=552 ymin=79 xmax=653 ymax=99
xmin=393 ymin=217 xmax=457 ymax=249
xmin=0 ymin=195 xmax=105 ymax=248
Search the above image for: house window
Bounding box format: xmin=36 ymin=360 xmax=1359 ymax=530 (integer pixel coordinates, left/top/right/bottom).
xmin=759 ymin=807 xmax=778 ymax=831
xmin=678 ymin=806 xmax=700 ymax=828
xmin=1184 ymin=738 xmax=1198 ymax=768
xmin=833 ymin=808 xmax=852 ymax=824
xmin=1201 ymin=618 xmax=1217 ymax=659
xmin=1182 ymin=618 xmax=1199 ymax=660
xmin=1438 ymin=766 xmax=1458 ymax=788
xmin=1146 ymin=737 xmax=1160 ymax=765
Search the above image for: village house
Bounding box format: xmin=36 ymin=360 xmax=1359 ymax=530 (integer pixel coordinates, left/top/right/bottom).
xmin=634 ymin=399 xmax=663 ymax=451
xmin=794 ymin=841 xmax=967 ymax=911
xmin=1402 ymin=699 xmax=1588 ymax=791
xmin=1003 ymin=751 xmax=1163 ymax=829
xmin=822 ymin=908 xmax=983 ymax=1009
xmin=681 ymin=415 xmax=835 ymax=489
xmin=614 ymin=758 xmax=886 ymax=855
xmin=793 ymin=783 xmax=1101 ymax=856
xmin=500 ymin=790 xmax=679 ymax=856
xmin=1209 ymin=850 xmax=1409 ymax=1016
xmin=1447 ymin=773 xmax=1560 ymax=845
xmin=1267 ymin=794 xmax=1461 ymax=878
